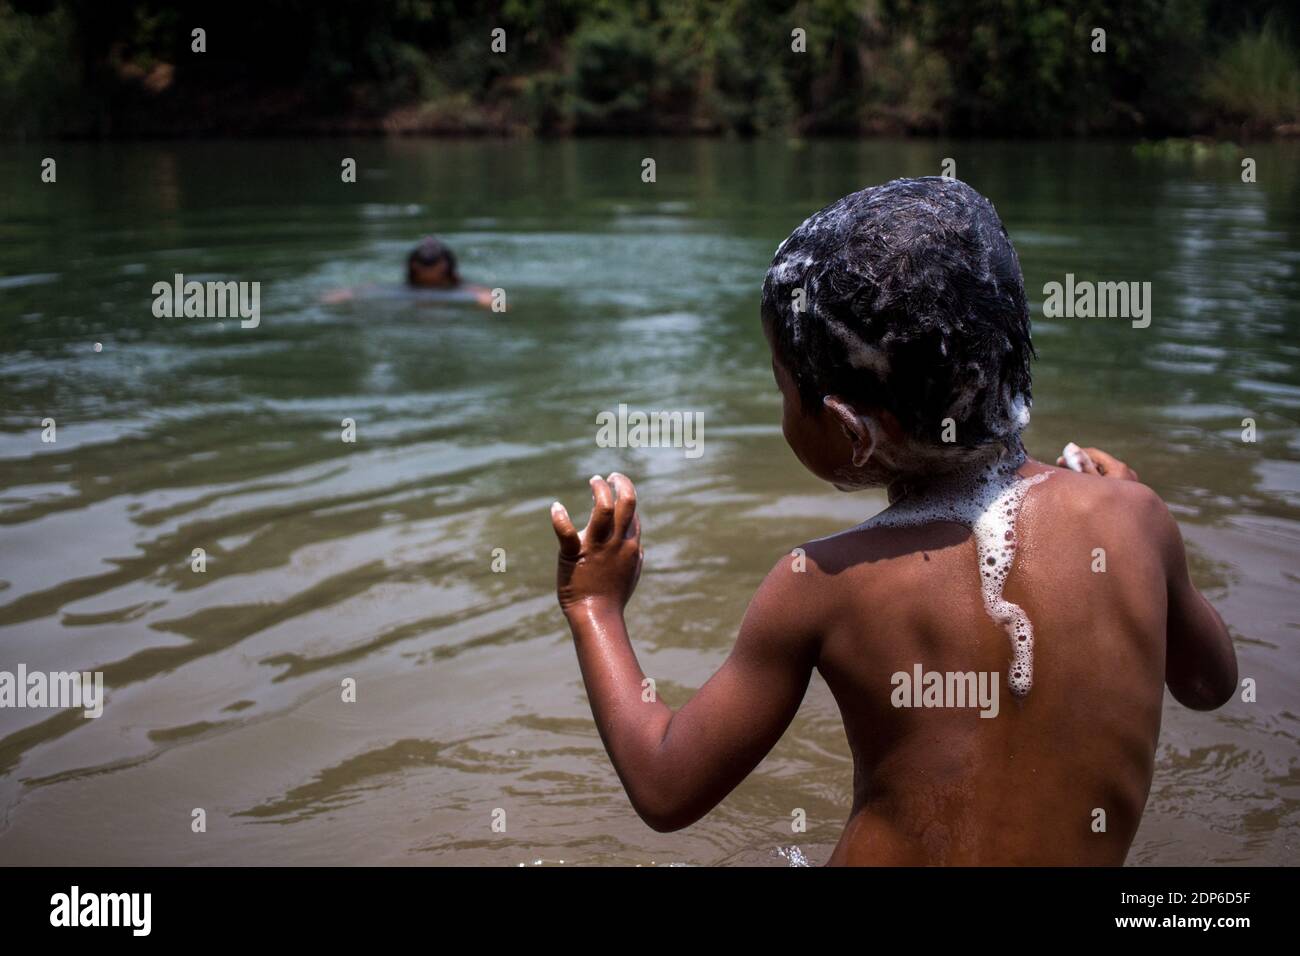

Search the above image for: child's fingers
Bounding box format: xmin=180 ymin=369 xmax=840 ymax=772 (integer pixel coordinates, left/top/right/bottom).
xmin=1070 ymin=449 xmax=1100 ymax=475
xmin=1081 ymin=447 xmax=1114 ymax=476
xmin=587 ymin=475 xmax=615 ymax=542
xmin=625 ymin=512 xmax=641 ymax=541
xmin=1082 ymin=448 xmax=1138 ymax=481
xmin=608 ymin=472 xmax=637 ymax=537
xmin=550 ymin=501 xmax=582 ymax=557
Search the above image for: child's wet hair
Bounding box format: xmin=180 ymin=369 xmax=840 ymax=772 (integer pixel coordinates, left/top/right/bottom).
xmin=762 ymin=177 xmax=1034 ymax=451
xmin=407 ymin=236 xmax=458 ymax=284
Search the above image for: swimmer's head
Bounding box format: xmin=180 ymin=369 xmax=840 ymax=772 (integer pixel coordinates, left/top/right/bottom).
xmin=407 ymin=236 xmax=459 ymax=288
xmin=761 ymin=177 xmax=1034 ymax=487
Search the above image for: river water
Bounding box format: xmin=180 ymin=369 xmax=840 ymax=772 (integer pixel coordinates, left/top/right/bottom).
xmin=0 ymin=138 xmax=1296 ymax=865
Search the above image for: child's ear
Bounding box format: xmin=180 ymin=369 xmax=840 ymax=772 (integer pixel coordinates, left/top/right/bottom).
xmin=822 ymin=396 xmax=877 ymax=467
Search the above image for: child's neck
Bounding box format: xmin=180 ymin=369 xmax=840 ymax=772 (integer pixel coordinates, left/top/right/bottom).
xmin=869 ymin=434 xmax=1048 ymax=698
xmin=885 ymin=438 xmax=1027 ymax=506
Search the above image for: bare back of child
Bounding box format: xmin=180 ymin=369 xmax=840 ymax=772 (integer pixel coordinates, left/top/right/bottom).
xmin=550 ymin=178 xmax=1236 ymax=866
xmin=806 ymin=454 xmax=1231 ymax=864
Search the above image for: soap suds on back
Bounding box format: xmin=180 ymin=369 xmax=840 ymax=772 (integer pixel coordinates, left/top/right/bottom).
xmin=864 ymin=447 xmax=1049 ymax=697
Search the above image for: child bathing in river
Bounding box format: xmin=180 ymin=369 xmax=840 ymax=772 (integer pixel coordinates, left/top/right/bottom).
xmin=549 ymin=177 xmax=1237 ymax=865
xmin=322 ymin=236 xmax=495 ymax=307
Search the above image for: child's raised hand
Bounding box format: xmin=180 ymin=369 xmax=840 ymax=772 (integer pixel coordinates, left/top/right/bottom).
xmin=550 ymin=473 xmax=643 ymax=615
xmin=1057 ymin=444 xmax=1140 ymax=481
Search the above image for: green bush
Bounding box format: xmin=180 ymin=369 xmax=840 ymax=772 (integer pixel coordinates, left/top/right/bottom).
xmin=1204 ymin=20 xmax=1300 ymax=128
xmin=0 ymin=1 xmax=81 ymax=138
xmin=570 ymin=11 xmax=656 ymax=131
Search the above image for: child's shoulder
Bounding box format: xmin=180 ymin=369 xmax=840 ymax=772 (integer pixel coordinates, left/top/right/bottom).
xmin=790 ymin=468 xmax=1174 ymax=573
xmin=1030 ymin=467 xmax=1174 ymax=533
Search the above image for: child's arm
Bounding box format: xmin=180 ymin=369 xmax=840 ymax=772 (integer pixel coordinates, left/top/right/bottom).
xmin=550 ymin=474 xmax=817 ymax=832
xmin=321 ymin=287 xmax=357 ymax=304
xmin=465 ymin=284 xmax=498 ymax=310
xmin=1157 ymin=504 xmax=1238 ymax=710
xmin=1079 ymin=447 xmax=1238 ymax=710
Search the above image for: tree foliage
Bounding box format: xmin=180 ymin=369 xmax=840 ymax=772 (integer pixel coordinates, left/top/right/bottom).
xmin=1 ymin=0 xmax=1296 ymax=137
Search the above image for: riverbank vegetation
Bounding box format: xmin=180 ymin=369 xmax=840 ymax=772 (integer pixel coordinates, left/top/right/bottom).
xmin=2 ymin=0 xmax=1296 ymax=139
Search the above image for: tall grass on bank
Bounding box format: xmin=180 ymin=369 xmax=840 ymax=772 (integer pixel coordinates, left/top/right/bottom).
xmin=1205 ymin=22 xmax=1300 ymax=129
